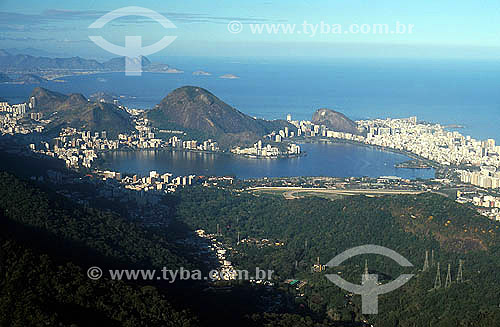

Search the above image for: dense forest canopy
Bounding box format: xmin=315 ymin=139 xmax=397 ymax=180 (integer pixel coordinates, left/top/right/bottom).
xmin=0 ymin=167 xmax=499 ymax=326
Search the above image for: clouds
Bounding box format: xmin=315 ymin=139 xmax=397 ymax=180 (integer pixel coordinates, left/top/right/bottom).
xmin=42 ymin=9 xmax=105 ymax=19
xmin=0 ymin=36 xmax=56 ymax=42
xmin=0 ymin=8 xmax=284 ymax=41
xmin=0 ymin=7 xmax=286 ymax=56
xmin=0 ymin=9 xmax=282 ymax=26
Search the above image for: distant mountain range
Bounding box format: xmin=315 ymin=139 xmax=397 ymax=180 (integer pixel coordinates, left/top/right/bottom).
xmin=0 ymin=49 xmax=181 ymax=78
xmin=3 ymin=47 xmax=61 ymax=57
xmin=147 ymin=86 xmax=294 ymax=145
xmin=26 ymin=85 xmax=363 ymax=146
xmin=0 ymin=71 xmax=47 ymax=85
xmin=27 ymin=86 xmax=293 ymax=143
xmin=0 ymin=50 xmax=148 ymax=71
xmin=29 ymin=87 xmax=133 ymax=137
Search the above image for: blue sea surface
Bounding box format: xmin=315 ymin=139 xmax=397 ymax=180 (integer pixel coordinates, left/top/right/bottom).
xmin=1 ymin=58 xmax=498 ymax=178
xmin=1 ymin=57 xmax=499 ymax=142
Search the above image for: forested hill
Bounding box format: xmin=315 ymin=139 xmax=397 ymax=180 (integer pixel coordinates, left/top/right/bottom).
xmin=146 ymin=86 xmax=294 ymax=146
xmin=0 ymin=171 xmax=198 ymax=326
xmin=29 ymin=87 xmax=134 ymax=138
xmin=0 ymin=171 xmax=341 ymax=326
xmin=173 ymin=187 xmax=500 ymax=326
xmin=2 ymin=162 xmax=499 ymax=326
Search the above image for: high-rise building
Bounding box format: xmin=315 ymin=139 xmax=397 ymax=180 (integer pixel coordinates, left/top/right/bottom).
xmin=487 ymin=139 xmax=496 ymax=149
xmin=29 ymin=96 xmax=36 ymax=109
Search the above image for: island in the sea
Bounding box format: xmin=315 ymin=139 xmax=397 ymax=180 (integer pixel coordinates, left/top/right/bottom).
xmin=0 ymin=49 xmax=184 ymax=81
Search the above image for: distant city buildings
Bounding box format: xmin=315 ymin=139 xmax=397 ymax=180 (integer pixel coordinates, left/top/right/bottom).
xmin=3 ymin=96 xmax=500 ymax=221
xmin=456 ymin=190 xmax=500 ymax=221
xmin=282 ymin=114 xmax=500 ymax=189
xmin=270 ymin=113 xmax=500 ymax=221
xmin=231 ymin=140 xmax=300 ymax=157
xmin=458 ymin=168 xmax=500 ymax=190
xmin=0 ymin=101 xmax=26 ymax=115
xmin=0 ymin=100 xmax=46 ymax=135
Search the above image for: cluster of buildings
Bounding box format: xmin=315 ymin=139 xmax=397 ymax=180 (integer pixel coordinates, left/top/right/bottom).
xmin=456 ymin=191 xmax=500 ymax=221
xmin=112 ymin=170 xmax=196 ymax=194
xmin=167 ymin=135 xmax=219 ymax=152
xmin=231 ymin=139 xmax=301 ymax=157
xmin=285 ymin=114 xmax=499 ymax=190
xmin=284 ymin=114 xmax=499 ymax=175
xmin=239 ymin=238 xmax=285 ymax=248
xmin=0 ymin=101 xmax=28 ymax=115
xmin=274 ymin=114 xmax=500 ymax=220
xmin=90 ymin=169 xmax=198 ymax=210
xmin=355 ymin=117 xmax=500 ymax=191
xmin=29 ymin=121 xmax=220 ymax=170
xmin=285 ymin=113 xmax=366 ymax=141
xmin=118 ymin=117 xmax=220 ymax=152
xmin=457 ymin=166 xmax=500 ymax=190
xmin=0 ymin=100 xmax=222 ymax=170
xmin=266 ymin=114 xmax=363 ymax=142
xmin=357 ymin=117 xmax=500 ymax=169
xmin=268 ymin=126 xmax=298 ymax=143
xmin=30 ymin=127 xmax=116 ymax=169
xmin=0 ymin=99 xmax=45 ymax=135
xmin=195 ymin=229 xmax=239 ymax=281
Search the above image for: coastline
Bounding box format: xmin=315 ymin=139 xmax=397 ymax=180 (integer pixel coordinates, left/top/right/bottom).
xmin=96 ymin=145 xmax=304 ymax=163
xmin=296 ymin=137 xmax=444 ymax=177
xmin=93 ymin=140 xmax=437 ymax=180
xmin=94 ymin=138 xmax=441 ymax=167
xmin=302 ymin=137 xmax=440 ymax=167
xmin=42 ymin=69 xmax=186 ymax=81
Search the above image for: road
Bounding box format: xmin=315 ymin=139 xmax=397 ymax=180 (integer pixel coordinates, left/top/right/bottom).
xmin=248 ymin=187 xmax=425 ymax=199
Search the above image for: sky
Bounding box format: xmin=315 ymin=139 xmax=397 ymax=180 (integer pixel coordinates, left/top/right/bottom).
xmin=1 ymin=0 xmax=500 ymax=60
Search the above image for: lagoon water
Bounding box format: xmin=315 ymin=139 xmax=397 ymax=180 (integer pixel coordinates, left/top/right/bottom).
xmin=1 ymin=57 xmax=497 ymax=178
xmin=99 ymin=142 xmax=435 ymax=179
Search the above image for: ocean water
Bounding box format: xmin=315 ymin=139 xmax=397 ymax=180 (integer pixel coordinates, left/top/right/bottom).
xmin=7 ymin=57 xmax=499 ymax=178
xmin=1 ymin=57 xmax=499 ymax=143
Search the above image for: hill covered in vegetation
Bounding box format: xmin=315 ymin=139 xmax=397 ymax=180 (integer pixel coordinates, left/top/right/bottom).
xmin=173 ymin=187 xmax=500 ymax=326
